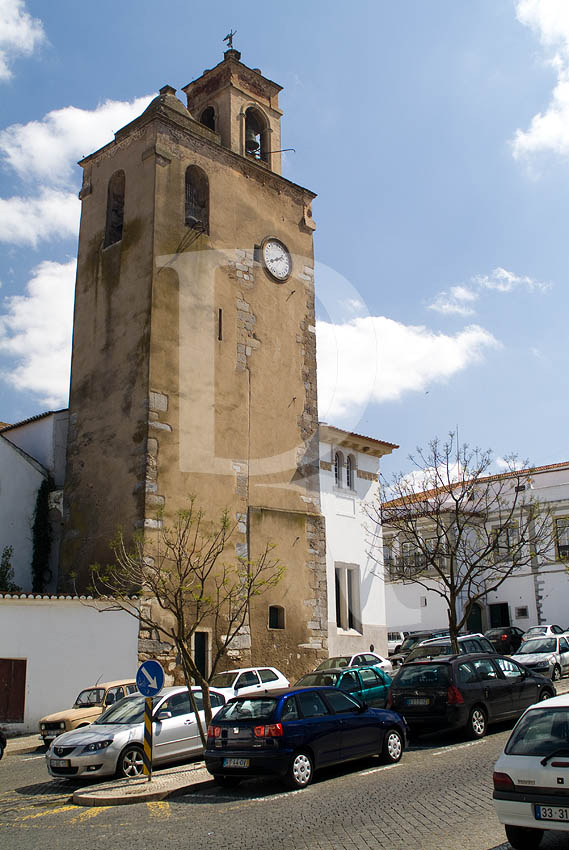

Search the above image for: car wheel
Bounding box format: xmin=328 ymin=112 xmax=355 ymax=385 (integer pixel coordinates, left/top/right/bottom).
xmin=213 ymin=776 xmax=241 ymax=788
xmin=286 ymin=751 xmax=313 ymax=789
xmin=467 ymin=706 xmax=487 ymax=739
xmin=117 ymin=744 xmax=145 ymax=778
xmin=381 ymin=728 xmax=403 ymax=764
xmin=504 ymin=824 xmax=543 ymax=850
xmin=539 ymin=689 xmax=553 ymax=701
xmin=552 ymin=665 xmax=561 ymax=681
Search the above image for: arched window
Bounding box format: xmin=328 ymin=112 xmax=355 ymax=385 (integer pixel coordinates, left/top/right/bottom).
xmin=346 ymin=455 xmax=354 ymax=489
xmin=334 ymin=452 xmax=344 ymax=488
xmin=200 ymin=106 xmax=215 ymax=131
xmin=268 ymin=605 xmax=285 ymax=630
xmin=244 ymin=107 xmax=269 ymax=163
xmin=185 ymin=165 xmax=209 ymax=233
xmin=104 ymin=170 xmax=125 ymax=247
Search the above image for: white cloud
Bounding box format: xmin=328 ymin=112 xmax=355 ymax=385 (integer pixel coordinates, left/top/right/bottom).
xmin=0 ymin=0 xmax=45 ymax=81
xmin=317 ymin=316 xmax=499 ymax=421
xmin=0 ymin=259 xmax=75 ymax=406
xmin=428 ymin=267 xmax=550 ymax=315
xmin=513 ymin=0 xmax=569 ymax=160
xmin=0 ymin=95 xmax=154 ymax=185
xmin=0 ymin=189 xmax=80 ymax=246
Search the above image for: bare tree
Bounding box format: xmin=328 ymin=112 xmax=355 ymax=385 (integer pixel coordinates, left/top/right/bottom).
xmin=89 ymin=497 xmax=284 ymax=743
xmin=371 ymin=433 xmax=554 ymax=652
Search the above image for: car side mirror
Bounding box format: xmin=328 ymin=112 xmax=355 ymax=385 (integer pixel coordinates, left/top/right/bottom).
xmin=358 ymin=701 xmax=368 ymax=713
xmin=156 ymin=710 xmax=172 ymax=721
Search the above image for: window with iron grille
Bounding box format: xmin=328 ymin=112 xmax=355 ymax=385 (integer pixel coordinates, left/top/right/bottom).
xmin=556 ymin=517 xmax=569 ymax=560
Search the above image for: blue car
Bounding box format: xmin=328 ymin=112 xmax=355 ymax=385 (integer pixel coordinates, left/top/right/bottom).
xmin=205 ymin=686 xmax=408 ymax=789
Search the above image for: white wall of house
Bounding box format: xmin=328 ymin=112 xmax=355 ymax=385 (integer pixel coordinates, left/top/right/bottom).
xmin=384 ymin=462 xmax=569 ymax=635
xmin=319 ymin=427 xmax=396 ymax=658
xmin=2 ymin=410 xmax=68 ymax=487
xmin=0 ymin=597 xmax=139 ymax=734
xmin=0 ymin=437 xmax=48 ymax=591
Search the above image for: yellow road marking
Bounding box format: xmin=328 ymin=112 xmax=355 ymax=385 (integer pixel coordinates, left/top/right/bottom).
xmin=71 ymin=806 xmax=112 ymax=822
xmin=20 ymin=805 xmax=77 ymax=820
xmin=147 ymin=801 xmax=170 ymax=818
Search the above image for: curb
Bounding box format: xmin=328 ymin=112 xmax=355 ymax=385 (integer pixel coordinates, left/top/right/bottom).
xmin=73 ymin=775 xmax=215 ymax=806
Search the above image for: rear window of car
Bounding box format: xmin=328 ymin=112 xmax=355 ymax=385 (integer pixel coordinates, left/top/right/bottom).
xmin=259 ymin=669 xmax=279 ymax=684
xmin=395 ymin=664 xmax=450 ymax=687
xmin=406 ymin=644 xmax=451 ymax=661
xmin=296 ymin=671 xmax=340 ymax=687
xmin=215 ymin=698 xmax=277 ymax=721
xmin=506 ymin=707 xmax=569 ymax=756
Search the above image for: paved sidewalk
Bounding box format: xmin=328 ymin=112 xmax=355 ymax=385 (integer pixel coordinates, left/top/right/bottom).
xmin=72 ymin=760 xmax=213 ymax=806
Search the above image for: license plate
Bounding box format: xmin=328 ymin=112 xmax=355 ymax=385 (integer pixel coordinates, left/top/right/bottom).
xmin=535 ymin=805 xmax=569 ymax=822
xmin=50 ymin=758 xmax=70 ymax=768
xmin=405 ymin=697 xmax=429 ymax=706
xmin=223 ymin=758 xmax=249 ymax=768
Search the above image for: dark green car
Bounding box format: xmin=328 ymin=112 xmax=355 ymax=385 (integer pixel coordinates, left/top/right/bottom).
xmin=294 ymin=665 xmax=392 ymax=707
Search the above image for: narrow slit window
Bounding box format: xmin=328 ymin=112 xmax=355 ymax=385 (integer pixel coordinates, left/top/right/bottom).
xmin=218 ymin=308 xmax=223 ymax=341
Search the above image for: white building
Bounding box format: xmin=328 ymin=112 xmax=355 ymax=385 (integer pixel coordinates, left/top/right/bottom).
xmin=319 ymin=424 xmax=397 ymax=658
xmin=0 ymin=410 xmax=69 ymax=593
xmin=384 ymin=461 xmax=569 ymax=635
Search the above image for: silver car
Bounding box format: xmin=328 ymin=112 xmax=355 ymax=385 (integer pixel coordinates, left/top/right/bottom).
xmin=45 ymin=686 xmax=225 ymax=779
xmin=512 ymin=635 xmax=569 ymax=681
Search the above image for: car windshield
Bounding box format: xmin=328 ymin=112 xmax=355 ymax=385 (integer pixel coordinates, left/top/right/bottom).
xmin=210 ymin=672 xmax=238 ymax=688
xmin=95 ymin=694 xmax=154 ymax=724
xmin=296 ymin=672 xmax=340 ymax=687
xmin=506 ymin=707 xmax=569 ymax=756
xmin=395 ymin=664 xmax=450 ymax=687
xmin=399 ymin=636 xmax=423 ymax=653
xmin=517 ymin=638 xmax=556 ymax=654
xmin=315 ymin=657 xmax=351 ymax=670
xmin=406 ymin=644 xmax=451 ymax=661
xmin=215 ymin=698 xmax=277 ymax=721
xmin=74 ymin=688 xmax=105 ymax=707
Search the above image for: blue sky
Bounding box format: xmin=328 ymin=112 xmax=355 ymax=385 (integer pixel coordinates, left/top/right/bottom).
xmin=0 ymin=0 xmax=567 ymax=476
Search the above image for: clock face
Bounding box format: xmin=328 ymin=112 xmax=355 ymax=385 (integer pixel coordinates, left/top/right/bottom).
xmin=262 ymin=238 xmax=291 ymax=281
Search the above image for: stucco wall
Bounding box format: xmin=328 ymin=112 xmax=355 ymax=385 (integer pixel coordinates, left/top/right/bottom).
xmin=0 ymin=437 xmax=47 ymax=590
xmin=0 ymin=597 xmax=139 ymax=734
xmin=319 ymin=441 xmax=388 ymax=657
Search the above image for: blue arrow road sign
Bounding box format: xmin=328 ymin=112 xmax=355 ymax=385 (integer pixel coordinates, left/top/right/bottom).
xmin=136 ymin=660 xmax=165 ymax=697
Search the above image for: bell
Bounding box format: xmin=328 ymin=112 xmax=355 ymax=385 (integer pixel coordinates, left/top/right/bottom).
xmin=245 ymin=127 xmax=260 ymax=154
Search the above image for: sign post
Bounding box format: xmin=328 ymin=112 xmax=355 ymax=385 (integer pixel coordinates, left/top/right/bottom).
xmin=136 ymin=660 xmax=165 ymax=782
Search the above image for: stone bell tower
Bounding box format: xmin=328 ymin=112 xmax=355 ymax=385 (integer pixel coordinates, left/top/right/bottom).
xmin=60 ymin=48 xmax=326 ymax=679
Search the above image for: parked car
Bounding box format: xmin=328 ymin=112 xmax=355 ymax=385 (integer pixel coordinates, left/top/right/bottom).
xmin=314 ymin=652 xmax=392 ymax=674
xmin=295 ymin=665 xmax=392 ymax=707
xmin=389 ymin=629 xmax=450 ymax=668
xmin=402 ymin=633 xmax=496 ymax=664
xmin=388 ymin=653 xmax=555 ymax=739
xmin=521 ymin=625 xmax=566 ymax=643
xmin=209 ymin=667 xmax=289 ymax=702
xmin=45 ymin=686 xmax=226 ymax=779
xmin=205 ymin=686 xmax=408 ymax=789
xmin=493 ymin=692 xmax=569 ymax=850
xmin=485 ymin=626 xmax=525 ymax=655
xmin=0 ymin=729 xmax=6 ymax=760
xmin=512 ymin=634 xmax=569 ymax=681
xmin=39 ymin=679 xmax=138 ymax=745
xmin=387 ymin=631 xmax=409 ymax=655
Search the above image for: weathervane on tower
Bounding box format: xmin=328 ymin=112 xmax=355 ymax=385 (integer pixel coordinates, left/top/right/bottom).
xmin=223 ymin=29 xmax=237 ymax=50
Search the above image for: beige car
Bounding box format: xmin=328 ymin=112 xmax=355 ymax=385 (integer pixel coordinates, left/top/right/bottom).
xmin=39 ymin=679 xmax=137 ymax=745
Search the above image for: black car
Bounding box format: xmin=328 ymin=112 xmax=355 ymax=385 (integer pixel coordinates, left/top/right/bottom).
xmin=388 ymin=653 xmax=555 ymax=739
xmin=0 ymin=729 xmax=6 ymax=760
xmin=403 ymin=633 xmax=496 ymax=664
xmin=205 ymin=686 xmax=408 ymax=789
xmin=389 ymin=628 xmax=450 ymax=668
xmin=484 ymin=626 xmax=524 ymax=655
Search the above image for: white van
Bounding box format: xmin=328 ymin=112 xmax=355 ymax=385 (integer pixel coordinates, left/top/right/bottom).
xmin=387 ymin=631 xmax=408 ymax=655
